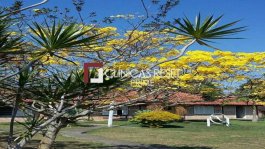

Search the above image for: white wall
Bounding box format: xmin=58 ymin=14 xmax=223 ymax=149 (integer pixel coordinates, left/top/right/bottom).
xmin=185 ymin=105 xmax=255 ymax=120
xmin=244 ymin=106 xmax=254 ymax=119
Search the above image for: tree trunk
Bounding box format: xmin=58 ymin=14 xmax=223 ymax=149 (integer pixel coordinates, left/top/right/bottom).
xmin=37 ymin=120 xmax=62 ymax=149
xmin=8 ymin=87 xmax=22 ymax=149
xmin=7 ymin=100 xmax=19 ymax=149
xmin=252 ymin=104 xmax=258 ymax=122
xmin=15 ymin=115 xmax=68 ymax=148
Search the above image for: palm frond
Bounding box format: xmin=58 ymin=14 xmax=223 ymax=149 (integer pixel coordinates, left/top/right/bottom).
xmin=166 ymin=14 xmax=246 ymax=49
xmin=0 ymin=14 xmax=23 ymax=59
xmin=29 ymin=21 xmax=101 ymax=56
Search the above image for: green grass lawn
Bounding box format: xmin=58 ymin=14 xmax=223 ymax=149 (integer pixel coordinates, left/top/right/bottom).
xmin=1 ymin=120 xmax=265 ymax=149
xmin=0 ymin=122 xmax=103 ymax=149
xmin=83 ymin=120 xmax=265 ymax=149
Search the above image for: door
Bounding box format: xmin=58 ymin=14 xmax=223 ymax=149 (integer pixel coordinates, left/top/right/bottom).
xmin=236 ymin=106 xmax=245 ymax=118
xmin=117 ymin=109 xmax=123 ymax=116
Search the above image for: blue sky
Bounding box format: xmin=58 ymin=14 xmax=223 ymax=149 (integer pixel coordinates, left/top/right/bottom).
xmin=1 ymin=0 xmax=265 ymax=53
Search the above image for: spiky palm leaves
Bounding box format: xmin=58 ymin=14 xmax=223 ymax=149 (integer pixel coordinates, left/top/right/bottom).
xmin=152 ymin=14 xmax=245 ymax=69
xmin=166 ymin=14 xmax=246 ymax=48
xmin=29 ymin=22 xmax=99 ymax=59
xmin=0 ymin=15 xmax=22 ymax=65
xmin=1 ymin=21 xmax=101 ymax=81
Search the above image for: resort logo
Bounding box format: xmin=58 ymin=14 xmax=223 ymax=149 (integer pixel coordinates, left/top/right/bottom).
xmin=83 ymin=62 xmax=180 ymax=85
xmin=84 ymin=62 xmax=104 ymax=84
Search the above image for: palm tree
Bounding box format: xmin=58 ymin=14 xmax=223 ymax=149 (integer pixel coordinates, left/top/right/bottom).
xmin=13 ymin=70 xmax=121 ymax=148
xmin=1 ymin=21 xmax=103 ymax=148
xmin=152 ymin=14 xmax=246 ymax=68
xmin=0 ymin=21 xmax=101 ymax=81
xmin=0 ymin=14 xmax=22 ymax=65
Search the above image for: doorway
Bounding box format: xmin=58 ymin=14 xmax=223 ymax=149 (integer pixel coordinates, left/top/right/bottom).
xmin=117 ymin=109 xmax=123 ymax=116
xmin=236 ymin=106 xmax=245 ymax=118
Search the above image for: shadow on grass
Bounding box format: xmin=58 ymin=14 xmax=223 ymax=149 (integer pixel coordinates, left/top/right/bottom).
xmin=71 ymin=124 xmax=99 ymax=128
xmin=23 ymin=141 xmax=102 ymax=149
xmin=161 ymin=125 xmax=184 ymax=128
xmin=139 ymin=125 xmax=184 ymax=128
xmin=1 ymin=137 xmax=213 ymax=149
xmin=37 ymin=142 xmax=214 ymax=149
xmin=98 ymin=144 xmax=213 ymax=149
xmin=0 ymin=130 xmax=211 ymax=149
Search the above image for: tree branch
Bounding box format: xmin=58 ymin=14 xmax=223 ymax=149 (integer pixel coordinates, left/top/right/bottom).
xmin=149 ymin=39 xmax=196 ymax=69
xmin=3 ymin=0 xmax=49 ymax=17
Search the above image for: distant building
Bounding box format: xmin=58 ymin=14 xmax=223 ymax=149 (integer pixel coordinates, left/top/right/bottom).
xmin=1 ymin=92 xmax=265 ymax=122
xmin=93 ymin=91 xmax=265 ymax=121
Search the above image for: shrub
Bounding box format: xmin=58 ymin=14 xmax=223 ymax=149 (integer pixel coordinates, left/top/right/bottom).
xmin=131 ymin=110 xmax=181 ymax=127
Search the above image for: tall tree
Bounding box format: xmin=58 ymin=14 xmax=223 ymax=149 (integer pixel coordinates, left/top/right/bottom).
xmin=235 ymin=77 xmax=265 ymax=122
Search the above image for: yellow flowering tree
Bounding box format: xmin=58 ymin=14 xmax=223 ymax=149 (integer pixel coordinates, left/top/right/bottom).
xmin=0 ymin=9 xmax=251 ymax=149
xmin=135 ymin=50 xmax=265 ymax=100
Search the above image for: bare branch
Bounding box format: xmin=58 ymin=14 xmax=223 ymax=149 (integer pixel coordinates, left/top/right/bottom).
xmin=4 ymin=0 xmax=49 ymax=17
xmin=149 ymin=39 xmax=196 ymax=69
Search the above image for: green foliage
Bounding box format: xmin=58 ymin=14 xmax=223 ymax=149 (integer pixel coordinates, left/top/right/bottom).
xmin=0 ymin=16 xmax=21 ymax=52
xmin=29 ymin=21 xmax=101 ymax=64
xmin=200 ymin=82 xmax=223 ymax=101
xmin=235 ymin=78 xmax=265 ymax=101
xmin=0 ymin=13 xmax=22 ymax=65
xmin=25 ymin=70 xmax=122 ymax=103
xmin=131 ymin=110 xmax=181 ymax=127
xmin=29 ymin=21 xmax=98 ymax=52
xmin=166 ymin=14 xmax=246 ymax=49
xmin=181 ymin=81 xmax=223 ymax=101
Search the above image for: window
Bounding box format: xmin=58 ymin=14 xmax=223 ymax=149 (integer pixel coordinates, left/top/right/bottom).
xmin=122 ymin=106 xmax=128 ymax=115
xmin=194 ymin=106 xmax=214 ymax=115
xmin=102 ymin=110 xmax=109 ymax=116
xmin=214 ymin=106 xmax=222 ymax=114
xmin=187 ymin=106 xmax=194 ymax=115
xmin=102 ymin=110 xmax=117 ymax=116
xmin=102 ymin=107 xmax=128 ymax=116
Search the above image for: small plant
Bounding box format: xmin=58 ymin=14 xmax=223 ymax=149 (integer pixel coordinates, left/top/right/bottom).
xmin=131 ymin=110 xmax=181 ymax=127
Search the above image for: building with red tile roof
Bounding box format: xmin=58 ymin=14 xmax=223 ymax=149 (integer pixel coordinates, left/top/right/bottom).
xmin=99 ymin=91 xmax=265 ymax=121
